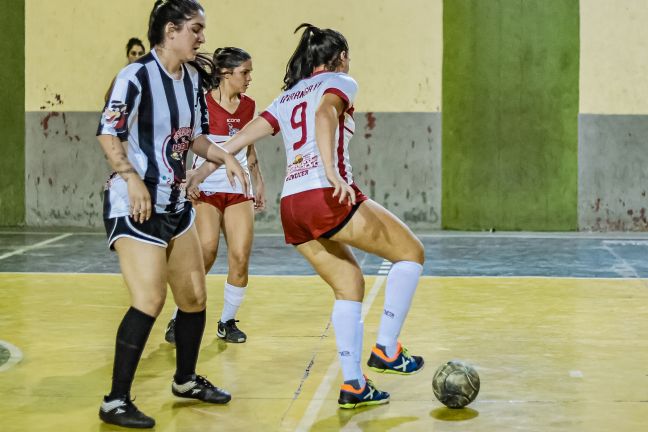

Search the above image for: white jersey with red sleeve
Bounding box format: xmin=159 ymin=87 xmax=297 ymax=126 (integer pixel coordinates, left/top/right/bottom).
xmin=260 ymin=71 xmax=358 ymax=198
xmin=193 ymin=92 xmax=255 ymax=195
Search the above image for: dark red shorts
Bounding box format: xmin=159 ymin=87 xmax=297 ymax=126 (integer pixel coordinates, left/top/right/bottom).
xmin=280 ymin=184 xmax=368 ymax=245
xmin=197 ymin=191 xmax=253 ymax=213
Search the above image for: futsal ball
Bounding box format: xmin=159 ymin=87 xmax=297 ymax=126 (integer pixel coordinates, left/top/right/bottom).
xmin=432 ymin=360 xmax=480 ymax=408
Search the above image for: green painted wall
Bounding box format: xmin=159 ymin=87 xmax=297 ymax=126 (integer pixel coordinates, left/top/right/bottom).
xmin=442 ymin=0 xmax=579 ymax=230
xmin=0 ymin=0 xmax=25 ymax=225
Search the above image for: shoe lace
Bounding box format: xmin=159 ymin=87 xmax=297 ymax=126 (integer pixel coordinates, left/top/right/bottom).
xmin=401 ymin=346 xmax=413 ymax=360
xmin=226 ymin=319 xmax=241 ymax=331
xmin=108 ymin=395 xmax=136 ymax=411
xmin=195 ymin=375 xmax=216 ymax=391
xmin=364 ymin=377 xmax=375 ymax=389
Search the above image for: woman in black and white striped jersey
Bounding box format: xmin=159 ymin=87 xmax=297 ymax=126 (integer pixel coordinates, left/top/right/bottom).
xmin=96 ymin=0 xmax=247 ymax=428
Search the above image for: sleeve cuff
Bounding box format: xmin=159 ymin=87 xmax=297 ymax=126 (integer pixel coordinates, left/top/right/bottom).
xmin=323 ymin=88 xmax=350 ymax=110
xmin=260 ymin=111 xmax=280 ymax=136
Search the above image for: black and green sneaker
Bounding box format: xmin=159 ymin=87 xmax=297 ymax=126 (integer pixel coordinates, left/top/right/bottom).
xmin=367 ymin=342 xmax=424 ymax=375
xmin=338 ymin=376 xmax=390 ymax=409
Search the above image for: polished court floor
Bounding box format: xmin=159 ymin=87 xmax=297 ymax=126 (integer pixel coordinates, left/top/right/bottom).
xmin=1 ymin=230 xmax=648 ymax=431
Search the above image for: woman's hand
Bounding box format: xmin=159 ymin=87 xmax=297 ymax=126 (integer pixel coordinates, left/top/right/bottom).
xmin=224 ymin=154 xmax=250 ymax=197
xmin=326 ymin=169 xmax=356 ymax=206
xmin=185 ymin=169 xmax=206 ymax=201
xmin=254 ymin=181 xmax=266 ymax=212
xmin=127 ymin=176 xmax=152 ymax=223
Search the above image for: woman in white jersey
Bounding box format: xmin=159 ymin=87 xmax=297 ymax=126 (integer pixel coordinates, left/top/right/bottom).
xmin=97 ymin=1 xmax=247 ymax=428
xmin=188 ymin=23 xmax=425 ymax=409
xmin=165 ymin=47 xmax=265 ymax=344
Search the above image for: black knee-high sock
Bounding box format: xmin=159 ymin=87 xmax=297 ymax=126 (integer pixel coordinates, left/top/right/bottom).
xmin=108 ymin=307 xmax=156 ymax=399
xmin=174 ymin=308 xmax=206 ymax=383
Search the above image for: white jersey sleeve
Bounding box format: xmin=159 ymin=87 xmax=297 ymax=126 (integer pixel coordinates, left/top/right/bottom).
xmin=260 ymin=97 xmax=281 ymax=135
xmin=98 ymin=63 xmax=143 ymax=141
xmin=321 ymin=73 xmax=358 ymax=108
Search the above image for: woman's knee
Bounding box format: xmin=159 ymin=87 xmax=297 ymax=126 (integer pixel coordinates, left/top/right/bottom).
xmin=387 ymin=235 xmax=424 ymax=265
xmin=228 ymin=251 xmax=250 ymax=276
xmin=132 ymin=292 xmax=166 ymax=317
xmin=331 ymin=273 xmax=365 ymax=302
xmin=201 ymin=244 xmax=218 ymax=270
xmin=409 ymin=237 xmax=425 ymax=264
xmin=176 ymin=291 xmax=206 ymax=312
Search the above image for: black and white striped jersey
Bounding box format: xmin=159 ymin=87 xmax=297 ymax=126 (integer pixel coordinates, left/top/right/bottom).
xmin=98 ymin=48 xmax=209 ymax=218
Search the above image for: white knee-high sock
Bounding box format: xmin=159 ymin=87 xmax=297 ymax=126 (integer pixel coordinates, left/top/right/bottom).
xmin=355 ymin=320 xmax=364 ymax=364
xmin=221 ymin=282 xmax=246 ymax=322
xmin=332 ymin=300 xmax=365 ymax=387
xmin=376 ymin=261 xmax=423 ymax=357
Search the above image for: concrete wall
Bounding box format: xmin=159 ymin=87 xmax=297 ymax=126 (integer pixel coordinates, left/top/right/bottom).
xmin=23 ymin=0 xmax=442 ymax=230
xmin=578 ymin=115 xmax=648 ymax=230
xmin=25 ymin=111 xmax=441 ymax=230
xmin=0 ymin=0 xmax=25 ymax=225
xmin=579 ymin=0 xmax=648 ymax=231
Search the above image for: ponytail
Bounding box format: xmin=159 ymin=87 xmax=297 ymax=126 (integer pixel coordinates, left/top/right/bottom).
xmin=188 ymin=52 xmax=215 ymax=90
xmin=283 ymin=23 xmax=349 ymax=90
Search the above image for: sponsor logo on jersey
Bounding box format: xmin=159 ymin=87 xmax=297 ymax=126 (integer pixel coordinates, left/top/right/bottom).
xmin=227 ymin=122 xmax=240 ymax=136
xmin=285 ymin=153 xmax=320 ymax=181
xmin=167 ymin=127 xmax=193 ymax=161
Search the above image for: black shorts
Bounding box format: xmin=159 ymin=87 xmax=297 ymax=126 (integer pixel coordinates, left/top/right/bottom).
xmin=104 ymin=202 xmax=195 ymax=250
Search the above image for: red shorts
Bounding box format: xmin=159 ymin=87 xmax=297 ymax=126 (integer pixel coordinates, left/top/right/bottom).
xmin=197 ymin=191 xmax=253 ymax=213
xmin=280 ymin=184 xmax=368 ymax=245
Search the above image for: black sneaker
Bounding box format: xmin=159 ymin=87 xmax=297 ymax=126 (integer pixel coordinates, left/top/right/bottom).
xmin=99 ymin=396 xmax=155 ymax=429
xmin=165 ymin=318 xmax=176 ymax=344
xmin=172 ymin=374 xmax=231 ymax=404
xmin=217 ymin=319 xmax=247 ymax=343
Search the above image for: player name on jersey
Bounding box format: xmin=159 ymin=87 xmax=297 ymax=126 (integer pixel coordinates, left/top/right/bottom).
xmin=280 ymin=82 xmax=323 ymax=104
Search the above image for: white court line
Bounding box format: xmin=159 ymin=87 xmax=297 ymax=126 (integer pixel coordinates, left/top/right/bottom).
xmin=601 ymin=244 xmax=648 ymax=290
xmin=2 ymin=271 xmax=648 ymax=282
xmin=418 ymin=232 xmax=648 ymax=239
xmin=602 ymin=244 xmax=641 ymax=279
xmin=0 ymin=233 xmax=73 ymax=261
xmin=4 ymin=231 xmax=648 ymax=240
xmin=602 ymin=240 xmax=648 ymax=246
xmin=295 ymin=262 xmax=391 ymax=432
xmin=0 ymin=231 xmax=101 ymax=236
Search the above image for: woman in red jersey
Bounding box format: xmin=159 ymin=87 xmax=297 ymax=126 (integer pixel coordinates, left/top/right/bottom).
xmin=165 ymin=47 xmax=265 ymax=344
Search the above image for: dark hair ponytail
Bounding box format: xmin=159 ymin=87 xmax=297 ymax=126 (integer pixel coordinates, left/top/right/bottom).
xmin=283 ymin=23 xmax=349 ymax=90
xmin=211 ymin=47 xmax=252 ymax=89
xmin=126 ymin=37 xmax=145 ymax=55
xmin=191 ymin=53 xmax=215 ymax=90
xmin=147 ymin=0 xmax=213 ymax=89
